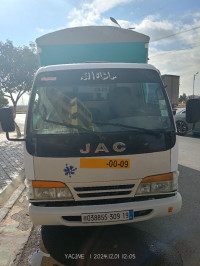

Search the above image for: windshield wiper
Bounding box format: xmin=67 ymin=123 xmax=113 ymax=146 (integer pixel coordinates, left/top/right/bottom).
xmin=44 ymin=119 xmax=94 ymax=133
xmin=43 ymin=118 xmax=165 ymax=136
xmin=92 ymin=120 xmax=164 ymax=136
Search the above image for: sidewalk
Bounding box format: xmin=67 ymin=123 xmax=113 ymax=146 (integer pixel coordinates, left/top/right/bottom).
xmin=0 ymin=133 xmax=24 ymax=194
xmin=0 ymin=190 xmax=32 ymax=266
xmin=0 ymin=113 xmax=25 ymax=196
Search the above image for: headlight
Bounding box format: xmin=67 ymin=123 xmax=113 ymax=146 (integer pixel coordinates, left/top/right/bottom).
xmin=136 ymin=183 xmax=151 ymax=194
xmin=56 ymin=187 xmax=73 ymax=199
xmin=34 ymin=188 xmax=56 ymax=199
xmin=25 ymin=180 xmax=74 ymax=201
xmin=151 ymin=181 xmax=172 ymax=193
xmin=136 ymin=172 xmax=179 ymax=195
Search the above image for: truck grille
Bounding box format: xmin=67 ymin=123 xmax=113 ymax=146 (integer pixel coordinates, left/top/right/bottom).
xmin=73 ymin=184 xmax=134 ymax=199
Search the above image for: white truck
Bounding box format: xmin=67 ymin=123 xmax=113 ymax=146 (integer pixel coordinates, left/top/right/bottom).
xmin=0 ymin=26 xmax=190 ymax=226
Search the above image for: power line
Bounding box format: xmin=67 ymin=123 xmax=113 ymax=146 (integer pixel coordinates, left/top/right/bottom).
xmin=151 ymin=26 xmax=200 ymax=42
xmin=150 ymin=44 xmax=200 ymax=58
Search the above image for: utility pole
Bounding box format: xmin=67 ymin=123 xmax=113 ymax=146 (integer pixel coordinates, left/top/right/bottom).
xmin=193 ymin=72 xmax=199 ymax=98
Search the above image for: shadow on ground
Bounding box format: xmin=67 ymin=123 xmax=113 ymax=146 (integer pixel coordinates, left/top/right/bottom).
xmin=39 ymin=224 xmax=182 ymax=266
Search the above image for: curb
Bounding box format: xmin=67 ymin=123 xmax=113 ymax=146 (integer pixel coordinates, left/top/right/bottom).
xmin=0 ymin=183 xmax=25 ymax=223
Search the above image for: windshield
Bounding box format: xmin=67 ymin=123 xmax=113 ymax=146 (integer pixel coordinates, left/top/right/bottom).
xmin=29 ymin=68 xmax=173 ymax=135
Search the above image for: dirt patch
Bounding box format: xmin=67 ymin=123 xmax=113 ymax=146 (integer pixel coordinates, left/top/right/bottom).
xmin=14 ymin=225 xmax=41 ymax=266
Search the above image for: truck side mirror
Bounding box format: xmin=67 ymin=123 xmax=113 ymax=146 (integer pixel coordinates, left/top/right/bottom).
xmin=0 ymin=107 xmax=15 ymax=132
xmin=186 ymin=99 xmax=200 ymax=123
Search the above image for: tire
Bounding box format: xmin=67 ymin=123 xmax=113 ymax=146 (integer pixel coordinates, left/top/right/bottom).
xmin=176 ymin=120 xmax=188 ymax=136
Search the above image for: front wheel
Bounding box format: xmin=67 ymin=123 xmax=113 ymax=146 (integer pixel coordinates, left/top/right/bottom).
xmin=176 ymin=120 xmax=188 ymax=136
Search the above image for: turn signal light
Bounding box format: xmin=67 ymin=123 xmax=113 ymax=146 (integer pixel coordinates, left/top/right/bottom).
xmin=141 ymin=173 xmax=173 ymax=183
xmin=32 ymin=181 xmax=66 ymax=188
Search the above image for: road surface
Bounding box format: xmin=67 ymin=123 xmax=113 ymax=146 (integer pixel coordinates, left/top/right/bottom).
xmin=178 ymin=134 xmax=200 ymax=171
xmin=15 ymin=113 xmax=26 ymax=133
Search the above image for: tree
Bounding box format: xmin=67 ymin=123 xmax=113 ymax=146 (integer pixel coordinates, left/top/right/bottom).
xmin=0 ymin=91 xmax=8 ymax=108
xmin=178 ymin=93 xmax=187 ymax=104
xmin=0 ymin=40 xmax=38 ymax=137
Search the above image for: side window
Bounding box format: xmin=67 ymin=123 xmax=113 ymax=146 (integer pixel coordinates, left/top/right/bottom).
xmin=32 ymin=89 xmax=46 ymax=130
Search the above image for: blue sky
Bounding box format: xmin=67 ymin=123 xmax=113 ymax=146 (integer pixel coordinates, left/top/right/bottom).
xmin=0 ymin=0 xmax=200 ymax=103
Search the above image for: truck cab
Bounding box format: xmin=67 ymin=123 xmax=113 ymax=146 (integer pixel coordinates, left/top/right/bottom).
xmin=23 ymin=62 xmax=182 ymax=226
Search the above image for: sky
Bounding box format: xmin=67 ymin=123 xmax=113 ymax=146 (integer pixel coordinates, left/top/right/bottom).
xmin=0 ymin=0 xmax=200 ymax=104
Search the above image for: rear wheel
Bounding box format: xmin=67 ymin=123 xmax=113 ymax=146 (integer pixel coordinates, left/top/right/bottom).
xmin=176 ymin=120 xmax=188 ymax=136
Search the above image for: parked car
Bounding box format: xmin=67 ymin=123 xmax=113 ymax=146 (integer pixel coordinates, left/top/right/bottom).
xmin=175 ymin=108 xmax=200 ymax=136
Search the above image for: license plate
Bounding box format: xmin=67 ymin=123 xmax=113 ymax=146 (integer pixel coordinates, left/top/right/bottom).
xmin=82 ymin=210 xmax=134 ymax=223
xmin=80 ymin=158 xmax=130 ymax=169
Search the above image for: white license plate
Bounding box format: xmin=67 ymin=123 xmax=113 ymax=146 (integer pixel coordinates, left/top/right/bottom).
xmin=82 ymin=210 xmax=134 ymax=223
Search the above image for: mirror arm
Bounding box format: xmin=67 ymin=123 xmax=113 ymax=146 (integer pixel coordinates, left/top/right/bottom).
xmin=6 ymin=132 xmax=26 ymax=142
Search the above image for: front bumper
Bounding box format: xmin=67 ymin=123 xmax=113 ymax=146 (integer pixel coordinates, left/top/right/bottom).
xmin=29 ymin=192 xmax=182 ymax=226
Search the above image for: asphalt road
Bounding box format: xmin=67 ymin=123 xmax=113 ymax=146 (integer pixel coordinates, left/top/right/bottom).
xmin=14 ymin=132 xmax=200 ymax=266
xmin=178 ymin=134 xmax=200 ymax=171
xmin=15 ymin=113 xmax=26 ymax=133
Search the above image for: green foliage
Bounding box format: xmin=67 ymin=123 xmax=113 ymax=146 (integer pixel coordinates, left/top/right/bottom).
xmin=178 ymin=93 xmax=187 ymax=103
xmin=0 ymin=40 xmax=38 ymax=105
xmin=0 ymin=40 xmax=38 ymax=136
xmin=0 ymin=91 xmax=8 ymax=108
